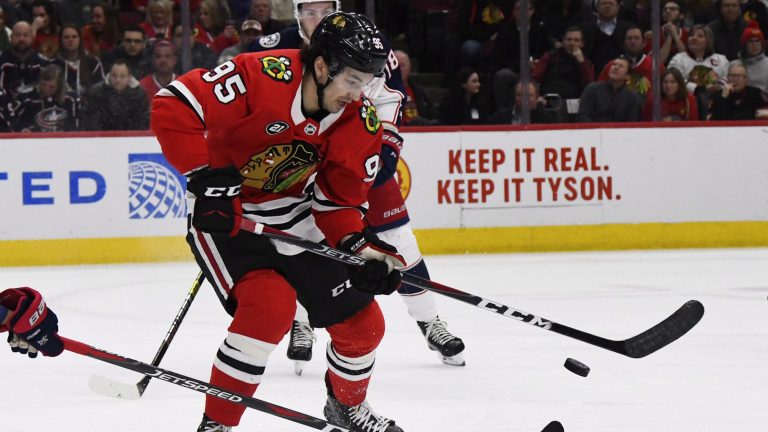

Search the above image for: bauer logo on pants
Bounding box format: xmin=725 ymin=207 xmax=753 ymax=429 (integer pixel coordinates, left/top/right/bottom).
xmin=128 ymin=153 xmax=187 ymax=219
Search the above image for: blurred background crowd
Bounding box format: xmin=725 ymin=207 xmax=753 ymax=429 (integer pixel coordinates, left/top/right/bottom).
xmin=0 ymin=0 xmax=767 ymax=132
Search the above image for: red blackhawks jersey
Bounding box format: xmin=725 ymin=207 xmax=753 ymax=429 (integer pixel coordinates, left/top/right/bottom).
xmin=151 ymin=50 xmax=383 ymax=253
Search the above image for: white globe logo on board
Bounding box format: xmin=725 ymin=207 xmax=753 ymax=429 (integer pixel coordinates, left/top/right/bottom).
xmin=128 ymin=161 xmax=186 ymax=219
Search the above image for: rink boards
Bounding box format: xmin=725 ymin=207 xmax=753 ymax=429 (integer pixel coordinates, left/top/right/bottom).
xmin=1 ymin=123 xmax=767 ymax=265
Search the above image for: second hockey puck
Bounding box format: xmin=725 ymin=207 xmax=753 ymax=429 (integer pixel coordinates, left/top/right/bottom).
xmin=564 ymin=358 xmax=590 ymax=377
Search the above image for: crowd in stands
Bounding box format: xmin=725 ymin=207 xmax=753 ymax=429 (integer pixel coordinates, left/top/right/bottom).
xmin=0 ymin=0 xmax=767 ymax=132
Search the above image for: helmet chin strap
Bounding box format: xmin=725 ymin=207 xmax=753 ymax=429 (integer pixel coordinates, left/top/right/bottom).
xmin=311 ymin=62 xmax=334 ymax=112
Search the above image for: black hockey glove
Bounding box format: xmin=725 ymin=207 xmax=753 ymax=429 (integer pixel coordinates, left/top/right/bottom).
xmin=187 ymin=166 xmax=243 ymax=237
xmin=340 ymin=228 xmax=406 ymax=295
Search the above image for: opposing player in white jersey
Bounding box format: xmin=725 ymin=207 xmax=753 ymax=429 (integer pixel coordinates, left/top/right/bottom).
xmin=249 ymin=0 xmax=466 ymax=372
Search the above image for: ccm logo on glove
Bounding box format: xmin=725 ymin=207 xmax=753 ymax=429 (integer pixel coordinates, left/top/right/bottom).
xmin=204 ymin=185 xmax=241 ymax=198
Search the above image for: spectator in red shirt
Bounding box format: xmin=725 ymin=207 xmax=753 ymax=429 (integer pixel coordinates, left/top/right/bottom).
xmin=81 ymin=3 xmax=120 ymax=58
xmin=140 ymin=0 xmax=174 ymax=43
xmin=599 ymin=26 xmax=664 ymax=97
xmin=139 ymin=40 xmax=176 ymax=98
xmin=642 ymin=68 xmax=699 ymax=120
xmin=30 ymin=0 xmax=59 ymax=59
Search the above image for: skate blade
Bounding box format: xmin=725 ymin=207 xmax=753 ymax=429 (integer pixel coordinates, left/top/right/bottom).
xmin=439 ymin=352 xmax=466 ymax=367
xmin=294 ymin=361 xmax=307 ymax=376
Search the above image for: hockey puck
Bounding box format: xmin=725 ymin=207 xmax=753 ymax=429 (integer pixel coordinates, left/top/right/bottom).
xmin=564 ymin=358 xmax=590 ymax=377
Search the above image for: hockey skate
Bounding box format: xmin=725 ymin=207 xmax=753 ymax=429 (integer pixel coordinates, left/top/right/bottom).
xmin=197 ymin=415 xmax=232 ymax=432
xmin=287 ymin=320 xmax=316 ymax=375
xmin=417 ymin=316 xmax=466 ymax=366
xmin=324 ymin=394 xmax=404 ymax=432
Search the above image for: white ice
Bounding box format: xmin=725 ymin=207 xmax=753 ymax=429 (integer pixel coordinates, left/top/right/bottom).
xmin=1 ymin=248 xmax=767 ymax=431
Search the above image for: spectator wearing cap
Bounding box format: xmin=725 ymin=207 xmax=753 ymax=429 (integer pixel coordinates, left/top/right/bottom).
xmin=218 ymin=19 xmax=261 ymax=64
xmin=741 ymin=0 xmax=768 ymax=37
xmin=29 ymin=0 xmax=59 ymax=59
xmin=14 ymin=63 xmax=80 ymax=131
xmin=140 ymin=40 xmax=176 ymax=98
xmin=83 ymin=59 xmax=149 ymax=130
xmin=577 ymin=56 xmax=642 ymax=122
xmin=581 ymin=0 xmax=634 ymax=77
xmin=173 ymin=24 xmax=217 ymax=72
xmin=732 ymin=21 xmax=768 ymax=91
xmin=81 ymin=3 xmax=120 ymax=58
xmin=52 ymin=24 xmax=105 ymax=100
xmin=709 ymin=62 xmax=768 ymax=119
xmin=598 ymin=26 xmax=664 ymax=97
xmin=707 ymin=0 xmax=747 ymax=60
xmin=644 ymin=0 xmax=688 ymax=65
xmin=101 ymin=25 xmax=150 ymax=80
xmin=195 ymin=0 xmax=239 ymax=53
xmin=140 ymin=0 xmax=173 ymax=43
xmin=0 ymin=21 xmax=47 ymax=99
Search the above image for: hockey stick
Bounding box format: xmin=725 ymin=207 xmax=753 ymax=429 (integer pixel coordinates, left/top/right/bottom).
xmin=63 ymin=336 xmax=347 ymax=432
xmin=239 ymin=219 xmax=704 ymax=359
xmin=89 ymin=271 xmax=206 ymax=399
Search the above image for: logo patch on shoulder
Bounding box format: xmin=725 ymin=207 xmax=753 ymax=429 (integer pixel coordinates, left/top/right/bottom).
xmin=266 ymin=121 xmax=290 ymax=135
xmin=258 ymin=32 xmax=281 ymax=48
xmin=304 ymin=123 xmax=318 ymax=135
xmin=359 ymin=98 xmax=380 ymax=135
xmin=260 ymin=56 xmax=293 ymax=83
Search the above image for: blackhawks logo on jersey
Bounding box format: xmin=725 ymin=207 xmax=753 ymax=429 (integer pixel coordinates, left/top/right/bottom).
xmin=239 ymin=141 xmax=318 ymax=193
xmin=359 ymin=97 xmax=380 ymax=135
xmin=260 ymin=56 xmax=293 ymax=83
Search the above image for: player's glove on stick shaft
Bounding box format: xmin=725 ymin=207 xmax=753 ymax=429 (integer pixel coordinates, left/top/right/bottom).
xmin=0 ymin=287 xmax=64 ymax=358
xmin=340 ymin=228 xmax=406 ymax=295
xmin=187 ymin=166 xmax=243 ymax=237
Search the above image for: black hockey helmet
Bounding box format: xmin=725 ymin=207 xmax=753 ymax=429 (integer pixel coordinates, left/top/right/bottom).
xmin=308 ymin=12 xmax=388 ymax=77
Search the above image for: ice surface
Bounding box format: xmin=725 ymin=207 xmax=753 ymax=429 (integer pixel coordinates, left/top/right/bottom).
xmin=1 ymin=248 xmax=766 ymax=431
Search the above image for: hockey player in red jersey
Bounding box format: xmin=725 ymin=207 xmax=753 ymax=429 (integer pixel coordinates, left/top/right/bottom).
xmin=250 ymin=0 xmax=466 ymax=371
xmin=152 ymin=12 xmax=407 ymax=432
xmin=1 ymin=287 xmax=64 ymax=359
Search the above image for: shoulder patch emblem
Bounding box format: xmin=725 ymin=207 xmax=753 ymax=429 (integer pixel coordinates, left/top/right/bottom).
xmin=359 ymin=98 xmax=380 ymax=135
xmin=258 ymin=32 xmax=281 ymax=48
xmin=260 ymin=56 xmax=293 ymax=83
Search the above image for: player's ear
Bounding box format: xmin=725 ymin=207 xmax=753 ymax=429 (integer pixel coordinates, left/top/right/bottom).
xmin=314 ymin=56 xmax=329 ymax=83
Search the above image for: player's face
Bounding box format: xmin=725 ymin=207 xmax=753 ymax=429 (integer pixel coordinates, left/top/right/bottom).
xmin=299 ymin=2 xmax=335 ymax=38
xmin=324 ymin=67 xmax=374 ymax=112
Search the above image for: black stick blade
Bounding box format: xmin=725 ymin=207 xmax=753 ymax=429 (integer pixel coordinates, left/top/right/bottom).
xmin=541 ymin=421 xmax=564 ymax=432
xmin=622 ymin=300 xmax=704 ymax=358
